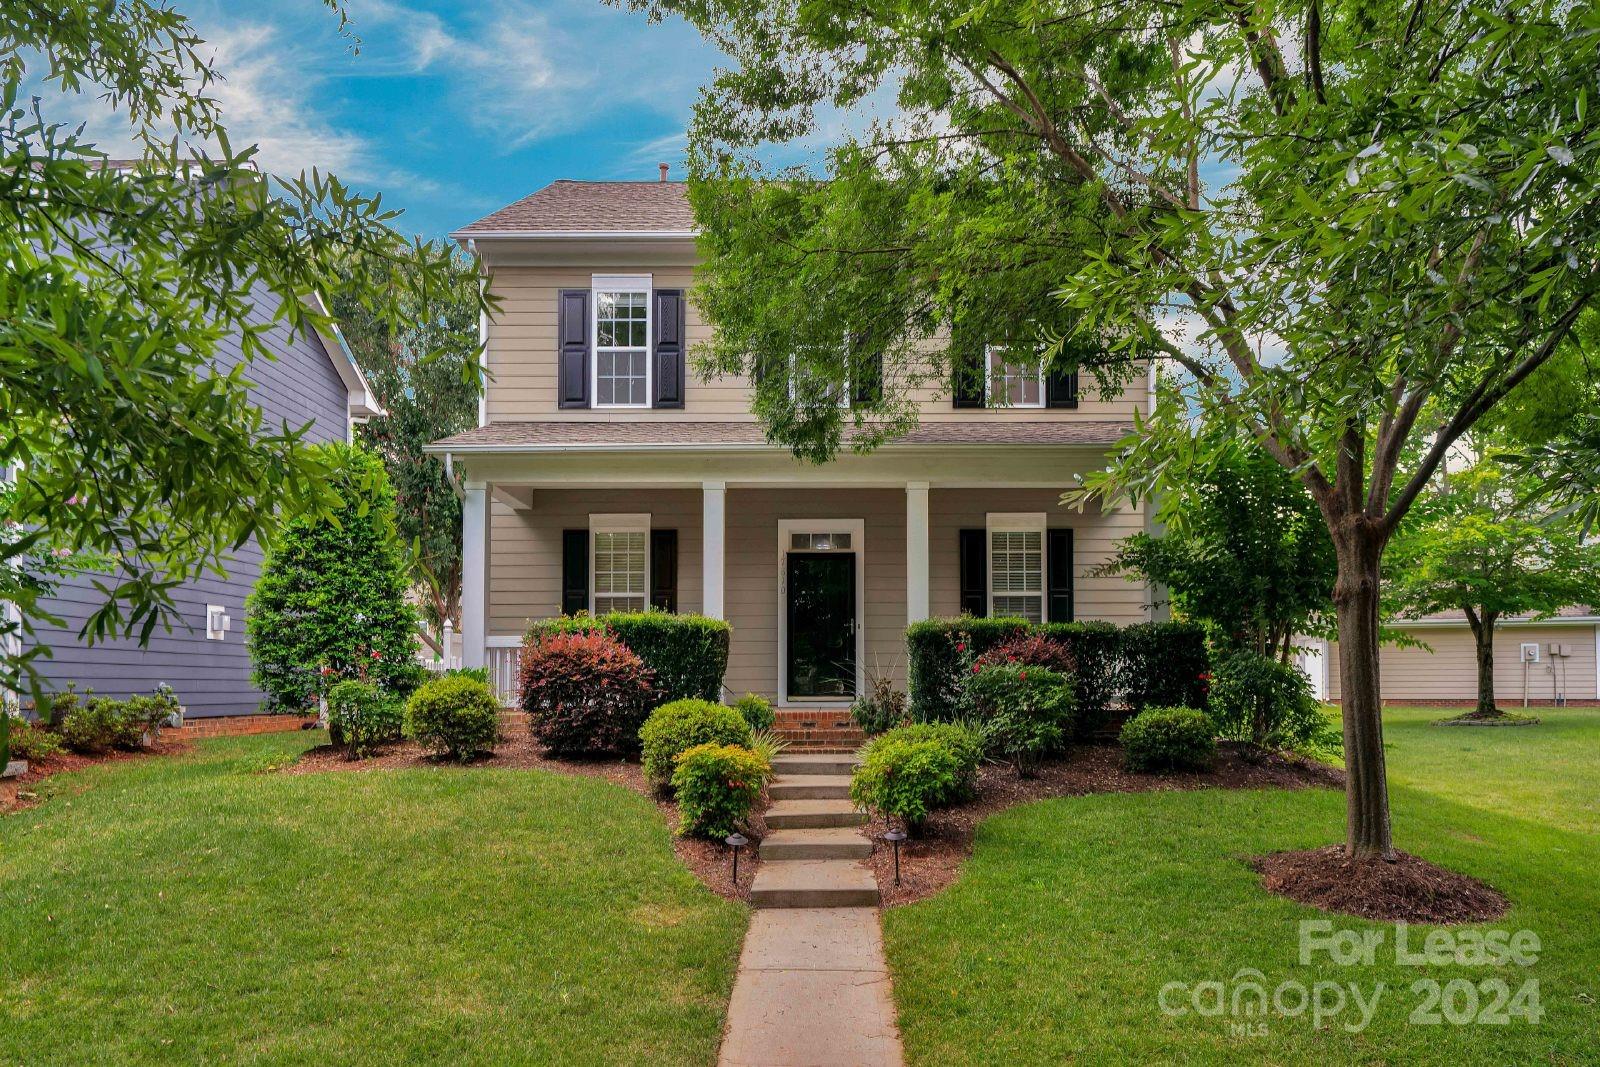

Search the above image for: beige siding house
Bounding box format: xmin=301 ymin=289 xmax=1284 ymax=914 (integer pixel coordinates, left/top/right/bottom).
xmin=432 ymin=180 xmax=1153 ymax=705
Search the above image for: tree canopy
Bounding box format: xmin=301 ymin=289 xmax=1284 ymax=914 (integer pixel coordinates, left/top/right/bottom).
xmin=0 ymin=1 xmax=486 ymax=699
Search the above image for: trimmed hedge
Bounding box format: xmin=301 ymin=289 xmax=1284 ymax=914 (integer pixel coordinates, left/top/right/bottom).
xmin=1037 ymin=621 xmax=1123 ymax=734
xmin=906 ymin=617 xmax=1029 ymax=721
xmin=639 ymin=699 xmax=752 ymax=788
xmin=526 ymin=612 xmax=731 ymax=704
xmin=1120 ymin=706 xmax=1216 ymax=772
xmin=1120 ymin=622 xmax=1209 ymax=711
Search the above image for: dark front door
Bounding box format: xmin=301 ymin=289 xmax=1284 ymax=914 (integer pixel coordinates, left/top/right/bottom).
xmin=786 ymin=552 xmax=857 ymax=698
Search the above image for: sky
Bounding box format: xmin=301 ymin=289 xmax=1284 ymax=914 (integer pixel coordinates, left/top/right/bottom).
xmin=51 ymin=0 xmax=730 ymax=240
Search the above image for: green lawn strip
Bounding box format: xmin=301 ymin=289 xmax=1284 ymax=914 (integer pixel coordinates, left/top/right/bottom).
xmin=884 ymin=709 xmax=1600 ymax=1065
xmin=1 ymin=732 xmax=747 ymax=1065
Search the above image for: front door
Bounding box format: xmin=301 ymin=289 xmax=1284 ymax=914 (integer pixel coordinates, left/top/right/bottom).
xmin=786 ymin=552 xmax=857 ymax=699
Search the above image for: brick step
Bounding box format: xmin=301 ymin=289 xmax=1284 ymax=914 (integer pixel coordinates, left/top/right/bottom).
xmin=772 ymin=753 xmax=859 ymax=776
xmin=750 ymin=858 xmax=880 ymax=908
xmin=766 ymin=799 xmax=867 ymax=830
xmin=760 ymin=827 xmax=873 ymax=861
xmin=769 ymin=775 xmax=853 ymax=801
xmin=777 ymin=742 xmax=862 ymax=752
xmin=773 ymin=726 xmax=865 ymax=739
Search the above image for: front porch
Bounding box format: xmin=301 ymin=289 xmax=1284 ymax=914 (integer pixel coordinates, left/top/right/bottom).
xmin=439 ymin=429 xmax=1151 ymax=707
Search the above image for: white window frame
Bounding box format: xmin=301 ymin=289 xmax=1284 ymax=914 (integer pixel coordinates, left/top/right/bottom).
xmin=986 ymin=512 xmax=1048 ymax=623
xmin=589 ymin=513 xmax=651 ymax=614
xmin=787 ymin=345 xmax=852 ymax=410
xmin=776 ymin=518 xmax=866 ymax=706
xmin=984 ymin=344 xmax=1045 ymax=409
xmin=591 ymin=274 xmax=653 ymax=410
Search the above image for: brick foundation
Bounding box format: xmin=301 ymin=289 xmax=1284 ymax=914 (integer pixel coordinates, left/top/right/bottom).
xmin=169 ymin=714 xmax=321 ymax=739
xmin=1325 ymin=699 xmax=1600 ymax=708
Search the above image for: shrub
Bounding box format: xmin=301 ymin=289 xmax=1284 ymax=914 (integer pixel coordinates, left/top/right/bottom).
xmin=906 ymin=617 xmax=1030 ymax=721
xmin=862 ymin=721 xmax=984 ymax=802
xmin=405 ymin=676 xmax=500 ymax=761
xmin=1120 ymin=622 xmax=1209 ymax=712
xmin=327 ymin=680 xmax=402 ymax=759
xmin=1038 ymin=621 xmax=1123 ymax=734
xmin=526 ymin=612 xmax=731 ymax=705
xmin=639 ymin=699 xmax=753 ymax=788
xmin=849 ymin=737 xmax=964 ymax=832
xmin=672 ymin=743 xmax=771 ymax=839
xmin=747 ymin=728 xmax=788 ymax=768
xmin=966 ymin=664 xmax=1074 ymax=776
xmin=1120 ymin=706 xmax=1216 ymax=772
xmin=442 ymin=666 xmax=491 ymax=684
xmin=850 ymin=673 xmax=908 ymax=735
xmin=5 ymin=716 xmax=63 ymax=761
xmin=974 ymin=632 xmax=1075 ymax=675
xmin=520 ymin=630 xmax=656 ymax=754
xmin=247 ymin=444 xmax=418 ymax=714
xmin=56 ymin=696 xmax=122 ymax=754
xmin=38 ymin=686 xmax=81 ymax=730
xmin=731 ymin=692 xmax=776 ymax=732
xmin=1208 ymin=650 xmax=1329 ymax=751
xmin=112 ymin=690 xmax=179 ymax=749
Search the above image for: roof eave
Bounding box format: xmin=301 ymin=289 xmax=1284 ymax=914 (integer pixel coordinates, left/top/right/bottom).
xmin=451 ymin=229 xmax=699 ymax=242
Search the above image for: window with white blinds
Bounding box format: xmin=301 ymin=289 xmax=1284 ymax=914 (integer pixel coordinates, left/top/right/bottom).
xmin=988 ymin=514 xmax=1046 ymax=623
xmin=590 ymin=514 xmax=650 ymax=613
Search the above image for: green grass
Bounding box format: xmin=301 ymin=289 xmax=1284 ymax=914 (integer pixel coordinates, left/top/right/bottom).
xmin=0 ymin=732 xmax=746 ymax=1065
xmin=883 ymin=706 xmax=1600 ymax=1065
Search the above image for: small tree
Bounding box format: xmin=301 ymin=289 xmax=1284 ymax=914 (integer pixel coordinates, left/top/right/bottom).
xmin=247 ymin=444 xmax=417 ymax=713
xmin=1385 ymin=461 xmax=1600 ymax=719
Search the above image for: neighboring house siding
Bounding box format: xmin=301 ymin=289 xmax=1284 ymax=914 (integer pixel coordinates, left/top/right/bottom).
xmin=481 ymin=261 xmax=1147 ymax=423
xmin=28 ymin=310 xmax=350 ymax=717
xmin=487 ymin=486 xmax=1147 ymax=701
xmin=1326 ymin=624 xmax=1599 ymax=705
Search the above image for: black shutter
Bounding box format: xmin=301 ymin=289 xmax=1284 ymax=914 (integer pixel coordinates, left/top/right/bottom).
xmin=1047 ymin=528 xmax=1074 ymax=622
xmin=852 ymin=348 xmax=884 ymax=405
xmin=652 ymin=290 xmax=685 ymax=408
xmin=561 ymin=529 xmax=589 ymax=616
xmin=958 ymin=528 xmax=987 ymax=617
xmin=951 ymin=345 xmax=985 ymax=408
xmin=557 ymin=289 xmax=590 ymax=409
xmin=1046 ymin=368 xmax=1079 ymax=409
xmin=650 ymin=529 xmax=678 ymax=613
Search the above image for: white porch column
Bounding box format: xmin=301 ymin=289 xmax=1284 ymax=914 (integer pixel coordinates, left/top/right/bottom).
xmin=702 ymin=480 xmax=726 ymax=620
xmin=906 ymin=481 xmax=930 ymax=624
xmin=461 ymin=480 xmax=488 ymax=669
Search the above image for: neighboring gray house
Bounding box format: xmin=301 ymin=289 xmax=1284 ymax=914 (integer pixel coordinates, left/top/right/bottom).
xmin=24 ymin=293 xmax=381 ymax=719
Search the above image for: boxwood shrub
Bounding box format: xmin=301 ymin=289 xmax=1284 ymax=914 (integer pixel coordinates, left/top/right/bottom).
xmin=906 ymin=617 xmax=1029 ymax=721
xmin=849 ymin=736 xmax=964 ymax=832
xmin=861 ymin=721 xmax=983 ymax=802
xmin=526 ymin=612 xmax=731 ymax=704
xmin=672 ymin=743 xmax=771 ymax=839
xmin=1120 ymin=621 xmax=1209 ymax=711
xmin=405 ymin=675 xmax=500 ymax=761
xmin=1120 ymin=706 xmax=1216 ymax=772
xmin=639 ymin=699 xmax=753 ymax=788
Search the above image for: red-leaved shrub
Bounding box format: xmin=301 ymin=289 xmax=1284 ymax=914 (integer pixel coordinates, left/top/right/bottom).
xmin=519 ymin=630 xmax=655 ymax=754
xmin=974 ymin=633 xmax=1076 ymax=677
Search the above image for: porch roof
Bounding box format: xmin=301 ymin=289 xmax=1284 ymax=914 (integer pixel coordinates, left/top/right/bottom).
xmin=428 ymin=420 xmax=1134 ymax=453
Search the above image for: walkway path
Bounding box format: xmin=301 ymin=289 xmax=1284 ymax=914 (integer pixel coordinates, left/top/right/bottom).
xmin=718 ymin=751 xmax=904 ymax=1067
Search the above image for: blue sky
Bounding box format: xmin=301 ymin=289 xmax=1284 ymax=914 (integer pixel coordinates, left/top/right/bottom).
xmin=58 ymin=1 xmax=729 ymax=239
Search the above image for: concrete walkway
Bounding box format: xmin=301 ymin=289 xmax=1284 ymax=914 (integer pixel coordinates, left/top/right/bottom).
xmin=718 ymin=908 xmax=904 ymax=1067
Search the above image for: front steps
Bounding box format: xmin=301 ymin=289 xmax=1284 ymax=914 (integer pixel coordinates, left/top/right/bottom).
xmin=772 ymin=708 xmax=864 ymax=749
xmin=753 ymin=751 xmax=876 ymax=908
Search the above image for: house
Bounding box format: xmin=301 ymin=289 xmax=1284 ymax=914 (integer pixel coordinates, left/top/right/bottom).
xmin=1304 ymin=607 xmax=1600 ymax=708
xmin=430 ymin=178 xmax=1155 ymax=705
xmin=23 ymin=293 xmax=382 ymax=719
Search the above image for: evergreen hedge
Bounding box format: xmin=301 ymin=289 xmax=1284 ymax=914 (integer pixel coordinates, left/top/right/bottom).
xmin=525 ymin=612 xmax=730 ymax=704
xmin=1119 ymin=621 xmax=1210 ymax=711
xmin=905 ymin=617 xmax=1028 ymax=721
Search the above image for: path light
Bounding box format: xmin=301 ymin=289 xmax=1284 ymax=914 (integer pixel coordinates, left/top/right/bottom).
xmin=726 ymin=832 xmax=748 ymax=884
xmin=883 ymin=828 xmax=907 ymax=887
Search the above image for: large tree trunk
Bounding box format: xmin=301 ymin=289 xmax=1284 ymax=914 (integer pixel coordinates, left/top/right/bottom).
xmin=1332 ymin=524 xmax=1395 ymax=860
xmin=1465 ymin=608 xmax=1501 ymax=718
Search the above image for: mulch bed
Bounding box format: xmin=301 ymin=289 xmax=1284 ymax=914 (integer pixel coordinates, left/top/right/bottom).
xmin=289 ymin=732 xmax=765 ymax=903
xmin=865 ymin=741 xmax=1344 ymax=906
xmin=1 ymin=740 xmax=191 ymax=815
xmin=1252 ymin=845 xmax=1509 ymax=924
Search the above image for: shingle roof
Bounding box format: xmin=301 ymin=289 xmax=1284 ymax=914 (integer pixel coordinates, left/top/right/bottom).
xmin=429 ymin=420 xmax=1134 ymax=451
xmin=1401 ymin=606 xmax=1597 ymax=624
xmin=454 ymin=181 xmax=696 ymax=237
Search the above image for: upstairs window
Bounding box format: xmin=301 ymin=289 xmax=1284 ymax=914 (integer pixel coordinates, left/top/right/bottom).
xmin=593 ymin=281 xmax=651 ymax=408
xmin=987 ymin=513 xmax=1045 ymax=622
xmin=590 ymin=514 xmax=650 ymax=613
xmin=985 ymin=346 xmax=1044 ymax=408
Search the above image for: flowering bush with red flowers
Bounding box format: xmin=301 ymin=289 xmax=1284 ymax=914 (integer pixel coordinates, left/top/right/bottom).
xmin=519 ymin=630 xmax=656 ymax=754
xmin=974 ymin=632 xmax=1077 ymax=677
xmin=965 ymin=663 xmax=1075 ymax=777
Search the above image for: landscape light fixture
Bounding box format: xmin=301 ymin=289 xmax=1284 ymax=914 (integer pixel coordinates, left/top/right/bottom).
xmin=883 ymin=828 xmax=908 ymax=887
xmin=725 ymin=832 xmax=749 ymax=884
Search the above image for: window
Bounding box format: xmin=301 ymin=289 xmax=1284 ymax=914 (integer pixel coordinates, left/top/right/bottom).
xmin=593 ymin=277 xmax=651 ymax=408
xmin=788 ymin=348 xmax=851 ymax=409
xmin=985 ymin=345 xmax=1044 ymax=408
xmin=591 ymin=514 xmax=650 ymax=613
xmin=987 ymin=513 xmax=1046 ymax=622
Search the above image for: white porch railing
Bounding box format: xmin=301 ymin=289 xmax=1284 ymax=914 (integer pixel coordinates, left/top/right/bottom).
xmin=487 ymin=637 xmax=522 ymax=708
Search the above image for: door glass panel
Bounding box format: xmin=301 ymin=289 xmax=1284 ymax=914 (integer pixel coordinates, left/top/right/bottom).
xmin=786 ymin=553 xmax=857 ymax=698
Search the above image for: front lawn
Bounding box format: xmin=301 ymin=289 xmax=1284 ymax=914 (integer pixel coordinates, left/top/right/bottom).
xmin=0 ymin=732 xmax=746 ymax=1065
xmin=882 ymin=706 xmax=1600 ymax=1064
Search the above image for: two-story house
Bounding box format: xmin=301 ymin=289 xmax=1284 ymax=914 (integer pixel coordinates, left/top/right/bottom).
xmin=432 ymin=178 xmax=1154 ymax=706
